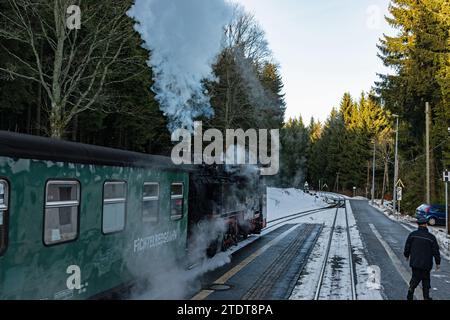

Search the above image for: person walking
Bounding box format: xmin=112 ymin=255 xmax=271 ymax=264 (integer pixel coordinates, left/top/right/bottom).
xmin=404 ymin=216 xmax=441 ymax=300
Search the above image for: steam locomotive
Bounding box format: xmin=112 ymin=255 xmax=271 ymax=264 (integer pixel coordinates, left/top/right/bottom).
xmin=0 ymin=131 xmax=266 ymax=299
xmin=188 ymin=164 xmax=266 ymax=258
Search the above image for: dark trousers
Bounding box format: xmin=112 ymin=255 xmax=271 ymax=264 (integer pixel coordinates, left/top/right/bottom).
xmin=408 ymin=268 xmax=431 ymax=300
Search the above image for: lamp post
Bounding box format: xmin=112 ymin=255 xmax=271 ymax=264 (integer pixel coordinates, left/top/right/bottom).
xmin=353 ymin=186 xmax=356 ymax=198
xmin=372 ymin=140 xmax=376 ymax=205
xmin=444 ymin=170 xmax=449 ymax=236
xmin=392 ymin=114 xmax=399 ymax=213
xmin=426 ymin=103 xmax=431 ymax=204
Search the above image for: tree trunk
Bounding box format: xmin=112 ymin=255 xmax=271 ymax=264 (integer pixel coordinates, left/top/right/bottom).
xmin=36 ymin=83 xmax=42 ymax=135
xmin=225 ymin=64 xmax=231 ymax=130
xmin=50 ymin=102 xmax=64 ymax=139
xmin=71 ymin=115 xmax=78 ymax=141
xmin=35 ymin=42 xmax=44 ymax=135
xmin=26 ymin=104 xmax=32 ymax=134
xmin=49 ymin=1 xmax=66 ymax=139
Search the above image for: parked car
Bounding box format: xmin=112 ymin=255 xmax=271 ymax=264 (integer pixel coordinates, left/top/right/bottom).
xmin=416 ymin=204 xmax=447 ymax=226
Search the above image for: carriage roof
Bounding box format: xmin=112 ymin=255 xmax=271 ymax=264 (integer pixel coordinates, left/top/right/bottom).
xmin=0 ymin=130 xmax=188 ymax=172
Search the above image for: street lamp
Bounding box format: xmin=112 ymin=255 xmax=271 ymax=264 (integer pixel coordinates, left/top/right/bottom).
xmin=353 ymin=186 xmax=356 ymax=198
xmin=372 ymin=140 xmax=376 ymax=205
xmin=392 ymin=114 xmax=400 ymax=213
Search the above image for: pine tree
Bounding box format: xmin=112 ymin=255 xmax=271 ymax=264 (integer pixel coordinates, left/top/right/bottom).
xmin=280 ymin=117 xmax=309 ymax=188
xmin=376 ymin=0 xmax=449 ymax=209
xmin=340 ymin=93 xmax=357 ymax=127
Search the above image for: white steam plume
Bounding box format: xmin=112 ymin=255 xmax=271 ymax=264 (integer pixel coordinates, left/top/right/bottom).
xmin=128 ymin=0 xmax=233 ymax=132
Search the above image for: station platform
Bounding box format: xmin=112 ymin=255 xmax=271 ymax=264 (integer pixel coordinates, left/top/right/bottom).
xmin=192 ymin=223 xmax=323 ymax=300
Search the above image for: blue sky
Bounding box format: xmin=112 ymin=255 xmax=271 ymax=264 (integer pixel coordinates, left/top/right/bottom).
xmin=235 ymin=0 xmax=394 ymax=123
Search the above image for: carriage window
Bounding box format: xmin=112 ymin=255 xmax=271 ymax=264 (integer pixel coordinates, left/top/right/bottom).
xmin=103 ymin=181 xmax=127 ymax=234
xmin=44 ymin=181 xmax=79 ymax=246
xmin=143 ymin=183 xmax=159 ymax=223
xmin=0 ymin=181 xmax=7 ymax=211
xmin=170 ymin=183 xmax=184 ymax=220
xmin=0 ymin=180 xmax=8 ymax=255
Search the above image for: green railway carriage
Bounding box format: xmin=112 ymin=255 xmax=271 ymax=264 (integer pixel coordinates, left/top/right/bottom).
xmin=0 ymin=131 xmax=190 ymax=300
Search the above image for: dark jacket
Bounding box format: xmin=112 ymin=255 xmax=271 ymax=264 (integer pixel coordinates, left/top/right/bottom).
xmin=404 ymin=226 xmax=441 ymax=270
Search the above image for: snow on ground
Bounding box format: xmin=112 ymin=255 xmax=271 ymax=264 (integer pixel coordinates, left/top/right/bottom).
xmin=317 ymin=206 xmax=353 ymax=300
xmin=288 ymin=207 xmax=340 ymax=300
xmin=266 ymin=188 xmax=382 ymax=300
xmin=371 ymin=200 xmax=450 ymax=261
xmin=346 ymin=201 xmax=383 ymax=300
xmin=267 ymin=188 xmax=328 ymax=222
xmin=289 ymin=200 xmax=383 ymax=300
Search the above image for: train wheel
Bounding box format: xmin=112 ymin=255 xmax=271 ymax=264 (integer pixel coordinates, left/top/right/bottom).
xmin=238 ymin=223 xmax=249 ymax=239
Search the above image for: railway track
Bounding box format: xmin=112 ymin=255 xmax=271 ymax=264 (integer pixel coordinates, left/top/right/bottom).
xmin=314 ymin=198 xmax=357 ymax=300
xmin=264 ymin=204 xmax=337 ymax=231
xmin=243 ymin=224 xmax=323 ymax=300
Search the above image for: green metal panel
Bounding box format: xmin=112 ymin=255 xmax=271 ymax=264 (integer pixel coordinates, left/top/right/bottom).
xmin=0 ymin=157 xmax=189 ymax=300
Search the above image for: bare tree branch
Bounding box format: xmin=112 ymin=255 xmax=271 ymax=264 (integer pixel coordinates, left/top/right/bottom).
xmin=0 ymin=0 xmax=141 ymax=138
